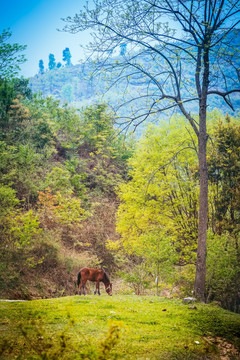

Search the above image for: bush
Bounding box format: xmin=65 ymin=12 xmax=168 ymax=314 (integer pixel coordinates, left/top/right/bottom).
xmin=0 ymin=316 xmax=123 ymax=360
xmin=206 ymin=231 xmax=240 ymax=313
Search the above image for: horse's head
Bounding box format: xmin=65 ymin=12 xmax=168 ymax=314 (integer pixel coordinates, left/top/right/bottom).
xmin=105 ymin=283 xmax=112 ymax=296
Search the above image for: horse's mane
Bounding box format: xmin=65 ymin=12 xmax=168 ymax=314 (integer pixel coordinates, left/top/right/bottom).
xmin=103 ymin=271 xmax=110 ymax=283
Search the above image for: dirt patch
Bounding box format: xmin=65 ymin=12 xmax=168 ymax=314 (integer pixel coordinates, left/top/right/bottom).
xmin=206 ymin=337 xmax=240 ymax=360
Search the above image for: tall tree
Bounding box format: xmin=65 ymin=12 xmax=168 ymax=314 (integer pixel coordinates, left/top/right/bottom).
xmin=38 ymin=59 xmax=44 ymax=74
xmin=115 ymin=116 xmax=199 ymax=267
xmin=48 ymin=53 xmax=56 ymax=70
xmin=63 ymin=0 xmax=240 ymax=300
xmin=0 ymin=29 xmax=26 ymax=79
xmin=62 ymin=47 xmax=72 ymax=66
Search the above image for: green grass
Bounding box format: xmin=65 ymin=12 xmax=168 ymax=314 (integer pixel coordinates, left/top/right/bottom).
xmin=0 ymin=295 xmax=240 ymax=359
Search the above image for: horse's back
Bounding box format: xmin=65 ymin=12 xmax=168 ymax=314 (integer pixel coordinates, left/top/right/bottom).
xmin=80 ymin=267 xmax=91 ymax=275
xmin=80 ymin=267 xmax=104 ymax=281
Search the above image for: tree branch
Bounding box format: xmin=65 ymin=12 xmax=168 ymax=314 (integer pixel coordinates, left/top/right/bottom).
xmin=207 ymin=89 xmax=240 ymax=111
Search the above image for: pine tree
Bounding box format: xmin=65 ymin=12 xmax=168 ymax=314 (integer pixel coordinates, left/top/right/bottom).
xmin=48 ymin=53 xmax=56 ymax=70
xmin=62 ymin=47 xmax=72 ymax=66
xmin=38 ymin=59 xmax=44 ymax=74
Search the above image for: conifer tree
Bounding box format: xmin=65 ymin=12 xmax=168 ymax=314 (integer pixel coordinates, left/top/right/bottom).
xmin=38 ymin=59 xmax=44 ymax=74
xmin=48 ymin=53 xmax=56 ymax=70
xmin=62 ymin=47 xmax=72 ymax=66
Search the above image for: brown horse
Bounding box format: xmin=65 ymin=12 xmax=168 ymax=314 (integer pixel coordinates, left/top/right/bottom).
xmin=77 ymin=267 xmax=112 ymax=296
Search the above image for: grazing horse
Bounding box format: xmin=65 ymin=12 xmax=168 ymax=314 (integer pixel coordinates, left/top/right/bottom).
xmin=77 ymin=267 xmax=112 ymax=296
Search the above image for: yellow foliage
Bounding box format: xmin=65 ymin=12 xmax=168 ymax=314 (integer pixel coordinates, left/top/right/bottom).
xmin=116 ymin=115 xmax=199 ymax=265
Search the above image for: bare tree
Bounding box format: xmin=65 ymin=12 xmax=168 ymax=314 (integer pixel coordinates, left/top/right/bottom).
xmin=63 ymin=0 xmax=240 ymax=301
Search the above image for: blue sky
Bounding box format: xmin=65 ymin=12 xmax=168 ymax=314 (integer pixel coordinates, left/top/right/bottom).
xmin=1 ymin=0 xmax=90 ymax=78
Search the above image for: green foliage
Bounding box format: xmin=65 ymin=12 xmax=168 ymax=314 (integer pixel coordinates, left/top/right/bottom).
xmin=0 ymin=29 xmax=27 ymax=79
xmin=27 ymin=96 xmax=80 ymax=152
xmin=0 ymin=78 xmax=15 ymax=137
xmin=118 ymin=263 xmax=151 ymax=295
xmin=5 ymin=96 xmax=30 ymax=143
xmin=206 ymin=231 xmax=240 ymax=312
xmin=44 ymin=167 xmax=73 ymax=194
xmin=77 ymin=103 xmax=134 ymax=196
xmin=0 ymin=141 xmax=47 ymax=206
xmin=0 ymin=78 xmax=32 ymax=142
xmin=0 ymin=184 xmax=19 ymax=244
xmin=11 ymin=210 xmax=41 ymax=248
xmin=208 ymin=115 xmax=240 ymax=237
xmin=37 ymin=187 xmax=90 ymax=228
xmin=98 ymin=321 xmax=123 ymax=360
xmin=207 ymin=115 xmax=240 ymax=311
xmin=13 ymin=77 xmax=32 ymax=99
xmin=79 ymin=104 xmax=115 ymax=149
xmin=0 ymin=188 xmax=42 ymax=289
xmin=13 ymin=144 xmax=44 ymax=204
xmin=53 ymin=192 xmax=90 ymax=225
xmin=0 ymin=184 xmax=19 ymax=216
xmin=0 ymin=201 xmax=41 ymax=250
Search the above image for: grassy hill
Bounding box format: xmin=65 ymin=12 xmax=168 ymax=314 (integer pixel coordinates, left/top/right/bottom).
xmin=1 ymin=295 xmax=240 ymax=359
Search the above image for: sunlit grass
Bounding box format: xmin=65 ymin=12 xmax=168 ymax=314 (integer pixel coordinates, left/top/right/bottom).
xmin=1 ymin=295 xmax=240 ymax=359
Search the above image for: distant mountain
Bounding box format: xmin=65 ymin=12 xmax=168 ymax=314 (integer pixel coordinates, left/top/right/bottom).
xmin=29 ymin=55 xmax=240 ymax=121
xmin=29 ymin=63 xmax=98 ymax=106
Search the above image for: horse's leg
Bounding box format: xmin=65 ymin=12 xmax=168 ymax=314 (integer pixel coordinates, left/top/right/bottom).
xmin=94 ymin=281 xmax=100 ymax=295
xmin=79 ymin=279 xmax=86 ymax=295
xmin=82 ymin=280 xmax=87 ymax=295
xmin=96 ymin=281 xmax=100 ymax=295
xmin=78 ymin=280 xmax=82 ymax=295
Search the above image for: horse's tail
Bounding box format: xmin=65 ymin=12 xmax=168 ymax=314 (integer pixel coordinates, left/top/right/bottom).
xmin=77 ymin=271 xmax=81 ymax=287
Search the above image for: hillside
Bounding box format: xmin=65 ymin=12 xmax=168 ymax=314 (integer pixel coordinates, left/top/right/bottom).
xmin=0 ymin=92 xmax=134 ymax=300
xmin=29 ymin=57 xmax=240 ymax=120
xmin=29 ymin=63 xmax=99 ymax=106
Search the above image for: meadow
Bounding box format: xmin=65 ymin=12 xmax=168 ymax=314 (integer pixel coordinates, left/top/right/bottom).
xmin=1 ymin=295 xmax=240 ymax=359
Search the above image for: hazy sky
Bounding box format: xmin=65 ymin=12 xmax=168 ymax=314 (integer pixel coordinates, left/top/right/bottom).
xmin=1 ymin=0 xmax=90 ymax=78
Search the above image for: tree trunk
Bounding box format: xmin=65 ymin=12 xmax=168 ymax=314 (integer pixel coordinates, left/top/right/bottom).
xmin=194 ymin=44 xmax=210 ymax=302
xmin=195 ymin=126 xmax=208 ymax=301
